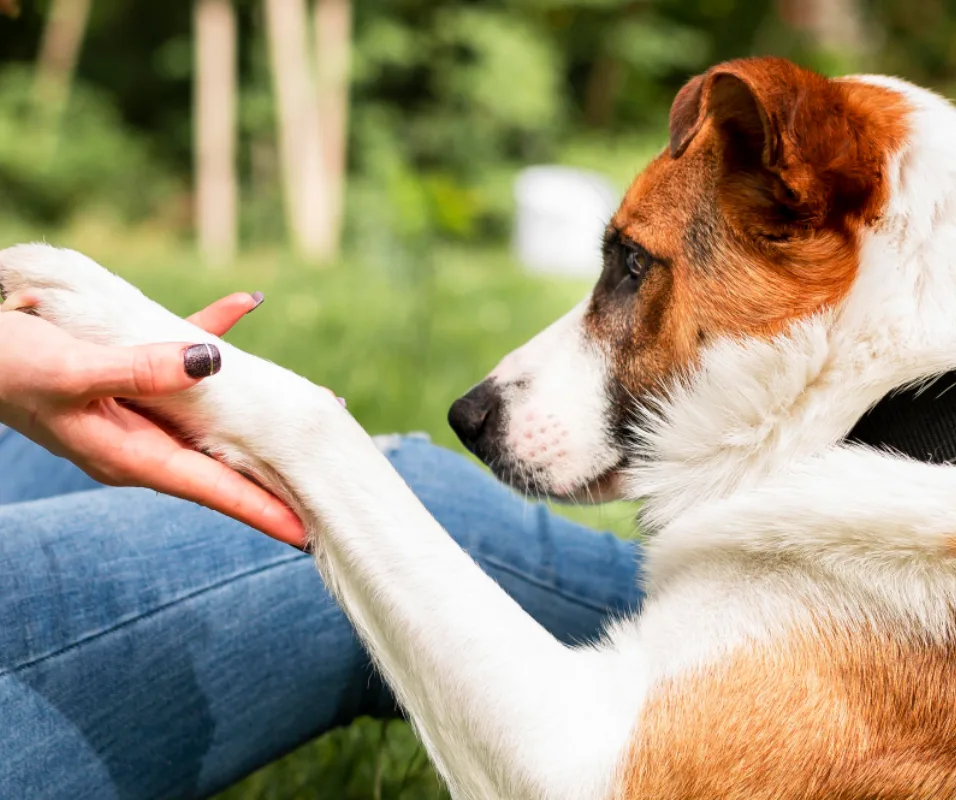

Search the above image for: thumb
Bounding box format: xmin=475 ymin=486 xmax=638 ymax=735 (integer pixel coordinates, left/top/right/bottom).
xmin=78 ymin=341 xmax=222 ymax=399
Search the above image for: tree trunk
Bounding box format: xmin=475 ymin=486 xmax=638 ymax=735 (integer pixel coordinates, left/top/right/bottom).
xmin=583 ymin=55 xmax=624 ymax=129
xmin=264 ymin=0 xmax=330 ymax=264
xmin=313 ymin=0 xmax=351 ymax=257
xmin=778 ymin=0 xmax=866 ymax=54
xmin=35 ymin=0 xmax=92 ymax=115
xmin=194 ymin=0 xmax=238 ymax=265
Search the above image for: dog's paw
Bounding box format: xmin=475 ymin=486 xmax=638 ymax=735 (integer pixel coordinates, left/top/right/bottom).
xmin=0 ymin=243 xmax=199 ymax=348
xmin=0 ymin=242 xmax=347 ymax=506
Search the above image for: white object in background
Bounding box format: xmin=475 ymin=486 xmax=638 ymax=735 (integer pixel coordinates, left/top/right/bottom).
xmin=513 ymin=166 xmax=617 ymax=278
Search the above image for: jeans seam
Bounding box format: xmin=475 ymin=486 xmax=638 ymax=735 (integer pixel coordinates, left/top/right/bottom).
xmin=476 ymin=553 xmax=629 ymax=614
xmin=6 ymin=549 xmax=632 ymax=679
xmin=2 ymin=552 xmax=307 ymax=678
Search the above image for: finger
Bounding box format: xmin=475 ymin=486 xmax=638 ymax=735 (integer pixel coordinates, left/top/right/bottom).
xmin=187 ymin=292 xmax=263 ymax=337
xmin=0 ymin=289 xmax=38 ymax=312
xmin=148 ymin=448 xmax=308 ymax=548
xmin=57 ymin=401 xmax=307 ymax=547
xmin=76 ymin=341 xmax=222 ymax=399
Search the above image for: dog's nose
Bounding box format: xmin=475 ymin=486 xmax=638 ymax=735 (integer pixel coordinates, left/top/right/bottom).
xmin=448 ymin=380 xmax=502 ymax=455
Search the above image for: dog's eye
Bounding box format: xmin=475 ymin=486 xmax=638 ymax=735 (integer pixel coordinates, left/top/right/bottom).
xmin=624 ymin=245 xmax=654 ymax=279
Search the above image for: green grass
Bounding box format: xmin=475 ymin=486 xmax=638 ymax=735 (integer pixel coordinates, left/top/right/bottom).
xmin=4 ymin=223 xmax=639 ymax=798
xmin=215 ymin=719 xmax=449 ymax=800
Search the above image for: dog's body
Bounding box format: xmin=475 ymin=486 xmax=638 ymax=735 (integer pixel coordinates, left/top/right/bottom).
xmin=4 ymin=57 xmax=956 ymax=798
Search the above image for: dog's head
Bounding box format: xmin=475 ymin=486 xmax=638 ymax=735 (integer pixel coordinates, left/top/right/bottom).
xmin=449 ymin=57 xmax=907 ymax=501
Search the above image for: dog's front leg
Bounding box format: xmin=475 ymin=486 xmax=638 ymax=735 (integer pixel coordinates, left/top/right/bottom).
xmin=0 ymin=243 xmax=646 ymax=800
xmin=278 ymin=396 xmax=645 ymax=800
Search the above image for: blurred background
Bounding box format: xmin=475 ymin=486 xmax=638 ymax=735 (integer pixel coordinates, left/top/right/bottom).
xmin=0 ymin=0 xmax=952 ymax=796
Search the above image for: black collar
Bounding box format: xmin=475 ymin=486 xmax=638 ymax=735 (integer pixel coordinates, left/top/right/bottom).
xmin=844 ymin=373 xmax=956 ymax=464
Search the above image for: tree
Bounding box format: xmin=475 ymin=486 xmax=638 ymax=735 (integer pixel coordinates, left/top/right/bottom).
xmin=777 ymin=0 xmax=866 ymax=57
xmin=263 ymin=0 xmax=330 ymax=264
xmin=194 ymin=0 xmax=238 ymax=264
xmin=313 ymin=0 xmax=351 ymax=256
xmin=34 ymin=0 xmax=92 ymax=118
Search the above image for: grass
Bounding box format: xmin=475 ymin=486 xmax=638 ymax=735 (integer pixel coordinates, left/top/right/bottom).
xmin=3 ymin=221 xmax=639 ymax=798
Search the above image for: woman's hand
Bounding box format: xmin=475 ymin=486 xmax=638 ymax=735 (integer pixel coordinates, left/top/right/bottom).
xmin=0 ymin=292 xmax=308 ymax=548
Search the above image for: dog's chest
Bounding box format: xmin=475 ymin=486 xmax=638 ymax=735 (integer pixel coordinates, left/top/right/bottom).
xmin=614 ymin=617 xmax=956 ymax=800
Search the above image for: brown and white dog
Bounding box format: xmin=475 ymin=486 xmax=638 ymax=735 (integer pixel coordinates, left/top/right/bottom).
xmin=3 ymin=56 xmax=956 ymax=798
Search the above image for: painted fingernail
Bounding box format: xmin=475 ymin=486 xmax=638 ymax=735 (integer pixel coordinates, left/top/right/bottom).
xmin=337 ymin=397 xmax=347 ymax=408
xmin=249 ymin=291 xmax=265 ymax=310
xmin=184 ymin=343 xmax=222 ymax=379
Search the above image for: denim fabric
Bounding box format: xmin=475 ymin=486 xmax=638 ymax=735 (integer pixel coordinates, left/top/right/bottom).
xmin=0 ymin=427 xmax=642 ymax=799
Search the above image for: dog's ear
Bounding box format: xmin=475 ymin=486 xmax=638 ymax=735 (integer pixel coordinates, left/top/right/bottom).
xmin=669 ymin=73 xmax=711 ymax=161
xmin=669 ymin=57 xmax=866 ymax=227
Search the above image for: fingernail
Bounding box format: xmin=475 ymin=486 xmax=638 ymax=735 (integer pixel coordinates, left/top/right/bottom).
xmin=184 ymin=343 xmax=222 ymax=379
xmin=337 ymin=397 xmax=347 ymax=408
xmin=249 ymin=291 xmax=265 ymax=311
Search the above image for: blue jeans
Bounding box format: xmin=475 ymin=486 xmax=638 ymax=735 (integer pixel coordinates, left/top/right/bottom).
xmin=0 ymin=426 xmax=642 ymax=799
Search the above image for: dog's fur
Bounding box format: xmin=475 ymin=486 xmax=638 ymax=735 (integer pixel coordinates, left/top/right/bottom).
xmin=4 ymin=57 xmax=956 ymax=799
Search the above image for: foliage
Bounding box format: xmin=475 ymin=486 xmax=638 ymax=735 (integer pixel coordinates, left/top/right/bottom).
xmin=215 ymin=719 xmax=448 ymax=800
xmin=2 ymin=0 xmax=954 ymax=239
xmin=0 ymin=0 xmax=778 ymax=238
xmin=0 ymin=67 xmax=172 ymax=225
xmin=866 ymin=0 xmax=956 ymax=96
xmin=3 ymin=0 xmax=949 ymax=239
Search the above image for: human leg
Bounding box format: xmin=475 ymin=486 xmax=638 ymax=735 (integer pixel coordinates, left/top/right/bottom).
xmin=0 ymin=432 xmax=641 ymax=799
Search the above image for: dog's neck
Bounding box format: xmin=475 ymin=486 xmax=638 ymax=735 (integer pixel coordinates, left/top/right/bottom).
xmin=625 ymin=75 xmax=956 ymax=533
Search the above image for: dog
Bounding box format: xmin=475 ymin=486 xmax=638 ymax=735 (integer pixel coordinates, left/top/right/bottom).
xmin=3 ymin=55 xmax=956 ymax=799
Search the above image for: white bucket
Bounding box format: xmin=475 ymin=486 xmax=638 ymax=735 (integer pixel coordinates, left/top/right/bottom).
xmin=513 ymin=165 xmax=617 ymax=278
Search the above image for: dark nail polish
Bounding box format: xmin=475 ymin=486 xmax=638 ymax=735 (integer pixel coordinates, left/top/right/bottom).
xmin=184 ymin=343 xmax=222 ymax=379
xmin=250 ymin=291 xmax=265 ymax=310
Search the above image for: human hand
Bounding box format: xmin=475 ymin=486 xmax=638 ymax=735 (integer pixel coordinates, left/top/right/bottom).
xmin=0 ymin=292 xmax=308 ymax=548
